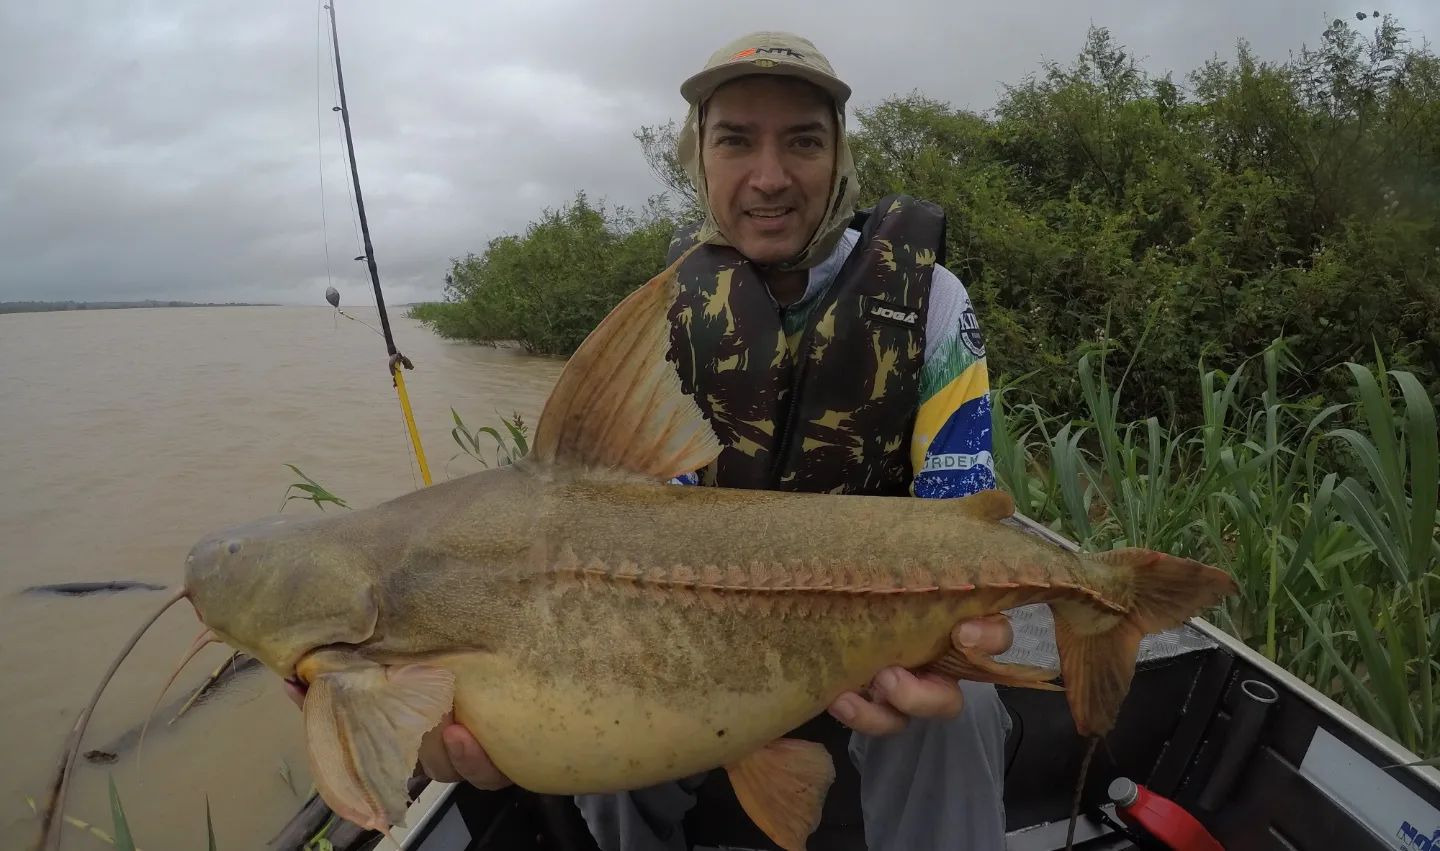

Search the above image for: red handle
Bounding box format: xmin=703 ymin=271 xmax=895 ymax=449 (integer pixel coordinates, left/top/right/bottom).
xmin=1109 ymin=778 xmax=1225 ymax=851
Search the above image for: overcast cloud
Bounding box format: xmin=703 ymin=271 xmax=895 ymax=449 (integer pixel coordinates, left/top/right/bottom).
xmin=1 ymin=0 xmax=1435 ymax=306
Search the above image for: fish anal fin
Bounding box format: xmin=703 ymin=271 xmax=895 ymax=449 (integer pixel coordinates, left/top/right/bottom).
xmin=529 ymin=245 xmax=722 ymax=481
xmin=949 ymin=488 xmax=1016 ymax=522
xmin=302 ymin=663 xmax=455 ymax=832
xmin=1050 ymin=601 xmax=1143 ymax=737
xmin=724 ymin=737 xmax=835 ymax=851
xmin=922 ymin=645 xmax=1063 ymax=691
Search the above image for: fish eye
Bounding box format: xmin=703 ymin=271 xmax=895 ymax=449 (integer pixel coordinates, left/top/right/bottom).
xmin=227 ymin=541 xmax=241 ymax=555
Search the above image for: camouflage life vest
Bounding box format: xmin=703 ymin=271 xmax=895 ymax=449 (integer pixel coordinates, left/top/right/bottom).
xmin=664 ymin=193 xmax=946 ymax=496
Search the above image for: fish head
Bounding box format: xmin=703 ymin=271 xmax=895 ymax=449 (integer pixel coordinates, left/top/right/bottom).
xmin=183 ymin=511 xmax=379 ymax=678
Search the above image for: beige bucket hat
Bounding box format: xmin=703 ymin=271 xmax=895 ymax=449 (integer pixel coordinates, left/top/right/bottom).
xmin=676 ymin=30 xmax=861 ymax=271
xmin=680 ymin=31 xmax=852 ymax=109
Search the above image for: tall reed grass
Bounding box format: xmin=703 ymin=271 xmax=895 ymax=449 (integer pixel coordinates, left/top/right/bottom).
xmin=993 ymin=337 xmax=1438 ymax=758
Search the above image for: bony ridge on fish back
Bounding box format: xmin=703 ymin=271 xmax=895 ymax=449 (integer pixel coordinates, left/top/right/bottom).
xmin=32 ymin=31 xmax=1238 ymax=851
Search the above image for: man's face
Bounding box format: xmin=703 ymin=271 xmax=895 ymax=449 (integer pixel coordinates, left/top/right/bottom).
xmin=700 ymin=75 xmax=837 ymax=266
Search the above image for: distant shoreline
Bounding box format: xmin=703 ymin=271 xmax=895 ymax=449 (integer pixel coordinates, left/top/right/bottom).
xmin=0 ymin=300 xmax=282 ymax=314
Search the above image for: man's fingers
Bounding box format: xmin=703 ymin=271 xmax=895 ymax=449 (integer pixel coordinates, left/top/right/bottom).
xmin=828 ymin=690 xmax=909 ymax=736
xmin=953 ymin=613 xmax=1015 ymax=657
xmin=871 ymin=667 xmax=965 ymax=719
xmin=828 ymin=665 xmax=968 ymax=736
xmin=417 ymin=714 xmax=463 ymax=783
xmin=821 ymin=616 xmax=1013 ymax=739
xmin=440 ymin=725 xmax=511 ymax=790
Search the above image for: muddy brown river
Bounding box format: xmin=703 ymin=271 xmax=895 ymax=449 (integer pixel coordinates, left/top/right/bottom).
xmin=0 ymin=305 xmax=566 ymax=848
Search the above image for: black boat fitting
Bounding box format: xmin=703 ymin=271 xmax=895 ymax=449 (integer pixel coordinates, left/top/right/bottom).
xmin=1196 ymin=677 xmax=1279 ymax=811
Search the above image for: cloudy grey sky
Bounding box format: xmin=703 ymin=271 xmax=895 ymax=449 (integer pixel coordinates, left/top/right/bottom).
xmin=2 ymin=0 xmax=1435 ymax=306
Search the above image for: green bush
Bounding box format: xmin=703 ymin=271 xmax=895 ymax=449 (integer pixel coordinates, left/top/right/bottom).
xmin=848 ymin=17 xmax=1439 ymax=425
xmin=414 ymin=192 xmax=679 ymax=356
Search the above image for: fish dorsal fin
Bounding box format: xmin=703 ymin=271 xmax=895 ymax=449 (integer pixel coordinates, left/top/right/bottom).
xmin=951 ymin=488 xmax=1016 ymax=521
xmin=530 ymin=246 xmax=722 ymax=479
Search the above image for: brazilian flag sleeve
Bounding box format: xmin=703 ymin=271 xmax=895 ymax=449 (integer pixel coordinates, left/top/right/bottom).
xmin=910 ymin=268 xmax=997 ymax=499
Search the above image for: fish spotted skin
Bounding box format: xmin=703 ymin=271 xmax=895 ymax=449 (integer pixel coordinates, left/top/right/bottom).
xmin=294 ymin=469 xmax=1100 ymax=794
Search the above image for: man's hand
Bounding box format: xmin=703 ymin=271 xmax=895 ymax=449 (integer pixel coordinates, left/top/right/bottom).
xmin=414 ymin=714 xmax=513 ymax=790
xmin=826 ymin=613 xmax=1014 ymax=736
xmin=281 ymin=679 xmax=513 ymax=791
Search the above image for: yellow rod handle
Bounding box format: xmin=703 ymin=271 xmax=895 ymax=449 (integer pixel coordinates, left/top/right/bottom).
xmin=391 ymin=364 xmax=432 ymax=487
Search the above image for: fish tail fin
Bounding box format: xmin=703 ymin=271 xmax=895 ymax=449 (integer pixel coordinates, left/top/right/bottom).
xmin=1087 ymin=547 xmax=1239 ymax=634
xmin=1051 ymin=549 xmax=1237 ymax=736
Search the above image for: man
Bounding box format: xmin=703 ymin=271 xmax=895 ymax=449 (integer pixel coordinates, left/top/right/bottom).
xmin=410 ymin=30 xmax=1017 ymax=851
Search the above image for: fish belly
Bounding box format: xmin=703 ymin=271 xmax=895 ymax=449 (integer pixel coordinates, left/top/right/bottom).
xmin=439 ymin=586 xmax=992 ymax=794
xmin=444 ymin=650 xmax=804 ymax=793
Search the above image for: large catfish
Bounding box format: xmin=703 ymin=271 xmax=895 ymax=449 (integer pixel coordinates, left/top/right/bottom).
xmin=36 ymin=250 xmax=1237 ymax=851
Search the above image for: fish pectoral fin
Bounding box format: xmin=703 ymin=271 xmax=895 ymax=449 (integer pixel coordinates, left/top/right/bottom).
xmin=303 ymin=663 xmax=455 ymax=832
xmin=724 ymin=737 xmax=835 ymax=851
xmin=528 ymin=245 xmax=723 ymax=481
xmin=921 ymin=645 xmax=1063 ymax=690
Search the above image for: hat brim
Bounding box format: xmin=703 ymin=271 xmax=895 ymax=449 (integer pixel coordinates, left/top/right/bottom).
xmin=680 ymin=61 xmax=851 ymax=108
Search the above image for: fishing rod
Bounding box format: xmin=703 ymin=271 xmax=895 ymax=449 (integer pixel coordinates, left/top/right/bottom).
xmin=322 ymin=0 xmax=432 ymax=486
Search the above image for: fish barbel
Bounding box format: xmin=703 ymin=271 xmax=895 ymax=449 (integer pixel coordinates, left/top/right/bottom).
xmin=35 ymin=248 xmax=1238 ymax=851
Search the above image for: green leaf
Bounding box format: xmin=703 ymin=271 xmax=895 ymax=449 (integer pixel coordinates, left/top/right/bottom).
xmin=108 ymin=775 xmax=136 ymax=851
xmin=1287 ymin=588 xmax=1396 ymax=739
xmin=279 ymin=464 xmax=350 ymax=512
xmin=1342 ymin=362 xmax=1402 ymax=496
xmin=1337 ymin=562 xmax=1413 ymax=748
xmin=1050 ymin=422 xmax=1095 ymax=545
xmin=1332 ymin=477 xmax=1409 ymax=586
xmin=1393 ymin=371 xmax=1438 ymax=584
xmin=1386 ymin=756 xmax=1440 ymax=768
xmin=1326 ymin=427 xmax=1398 ymax=515
xmin=1281 ymin=473 xmax=1338 ymax=588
